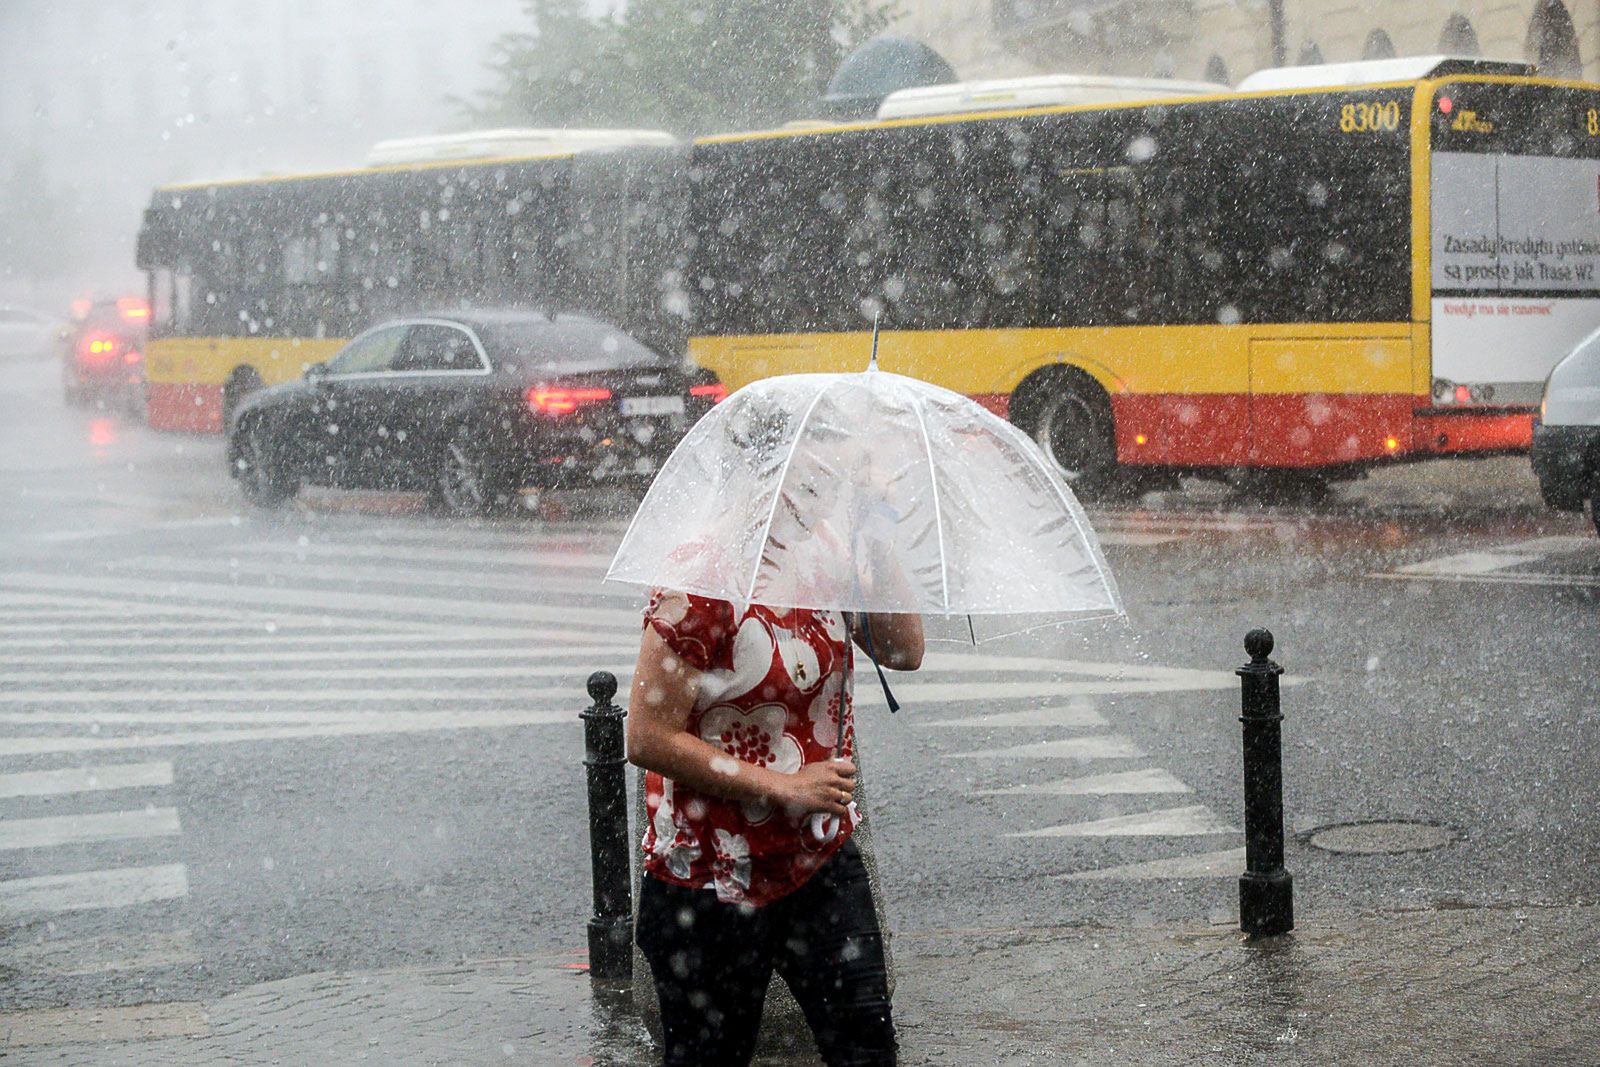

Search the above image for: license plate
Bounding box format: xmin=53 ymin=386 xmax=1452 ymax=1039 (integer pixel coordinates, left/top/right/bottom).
xmin=620 ymin=395 xmax=684 ymax=417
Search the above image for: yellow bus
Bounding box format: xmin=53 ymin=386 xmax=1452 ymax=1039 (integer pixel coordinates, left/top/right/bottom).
xmin=135 ymin=130 xmax=687 ymax=432
xmin=684 ymin=58 xmax=1600 ymax=493
xmin=138 ymin=59 xmax=1600 ymax=499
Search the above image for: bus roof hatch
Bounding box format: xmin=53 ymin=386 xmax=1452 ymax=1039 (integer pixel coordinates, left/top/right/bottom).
xmin=364 ymin=128 xmax=677 ymax=166
xmin=876 ymin=74 xmax=1228 ymax=119
xmin=1236 ymin=56 xmax=1534 ymax=93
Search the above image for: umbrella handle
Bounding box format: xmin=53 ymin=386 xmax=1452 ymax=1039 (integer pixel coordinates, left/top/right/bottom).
xmin=808 ymin=803 xmax=856 ymax=844
xmin=808 ymin=812 xmax=840 ymax=843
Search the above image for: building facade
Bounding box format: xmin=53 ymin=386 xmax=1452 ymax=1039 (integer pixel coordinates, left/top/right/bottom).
xmin=894 ymin=1 xmax=1600 ymax=87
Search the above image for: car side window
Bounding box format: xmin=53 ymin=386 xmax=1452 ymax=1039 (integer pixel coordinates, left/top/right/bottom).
xmin=390 ymin=324 xmax=482 ymax=373
xmin=325 ymin=325 xmax=407 ymax=376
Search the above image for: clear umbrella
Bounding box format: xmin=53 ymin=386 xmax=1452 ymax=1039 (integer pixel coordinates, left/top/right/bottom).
xmin=605 ymin=363 xmax=1123 ymax=640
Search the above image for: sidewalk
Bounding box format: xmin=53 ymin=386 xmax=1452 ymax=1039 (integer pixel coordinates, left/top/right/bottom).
xmin=9 ymin=903 xmax=1598 ymax=1066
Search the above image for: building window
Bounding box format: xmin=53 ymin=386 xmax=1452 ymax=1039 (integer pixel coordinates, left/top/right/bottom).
xmin=1204 ymin=54 xmax=1230 ymax=85
xmin=1297 ymin=42 xmax=1324 ymax=66
xmin=1439 ymin=14 xmax=1480 ymax=57
xmin=1527 ymin=0 xmax=1581 ymax=79
xmin=1362 ymin=30 xmax=1396 ymax=61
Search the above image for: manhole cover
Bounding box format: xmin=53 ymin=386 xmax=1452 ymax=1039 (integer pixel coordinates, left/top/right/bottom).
xmin=1306 ymin=820 xmax=1456 ymax=855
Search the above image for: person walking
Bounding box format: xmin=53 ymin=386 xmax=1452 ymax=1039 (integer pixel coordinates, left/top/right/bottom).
xmin=627 ymin=583 xmax=922 ymax=1067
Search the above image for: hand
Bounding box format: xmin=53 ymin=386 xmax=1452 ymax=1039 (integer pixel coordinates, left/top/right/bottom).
xmin=777 ymin=759 xmax=856 ymax=818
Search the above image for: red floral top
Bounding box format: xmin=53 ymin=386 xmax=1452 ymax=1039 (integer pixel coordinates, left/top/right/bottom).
xmin=639 ymin=588 xmax=857 ymax=907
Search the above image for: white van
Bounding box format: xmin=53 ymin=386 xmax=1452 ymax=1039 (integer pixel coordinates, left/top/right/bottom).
xmin=1530 ymin=327 xmax=1600 ymax=533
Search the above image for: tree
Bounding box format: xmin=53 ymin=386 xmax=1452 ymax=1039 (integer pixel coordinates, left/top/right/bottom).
xmin=461 ymin=0 xmax=901 ymax=135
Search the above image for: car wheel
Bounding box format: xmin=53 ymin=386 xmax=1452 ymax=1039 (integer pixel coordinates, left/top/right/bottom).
xmin=235 ymin=420 xmax=296 ymax=508
xmin=437 ymin=429 xmax=515 ymax=516
xmin=1020 ymin=376 xmax=1121 ymax=500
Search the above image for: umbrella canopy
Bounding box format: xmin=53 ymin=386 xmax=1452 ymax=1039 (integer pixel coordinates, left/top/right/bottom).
xmin=606 ymin=367 xmax=1122 ymax=636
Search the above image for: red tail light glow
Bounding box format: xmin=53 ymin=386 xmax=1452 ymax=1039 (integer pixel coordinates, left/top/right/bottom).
xmin=116 ymin=297 xmax=150 ymax=322
xmin=1438 ymin=96 xmax=1453 ymax=114
xmin=690 ymin=383 xmax=728 ymax=404
xmin=79 ymin=334 xmax=119 ymax=362
xmin=123 ymin=349 xmax=143 ymax=365
xmin=528 ymin=386 xmax=612 ymax=415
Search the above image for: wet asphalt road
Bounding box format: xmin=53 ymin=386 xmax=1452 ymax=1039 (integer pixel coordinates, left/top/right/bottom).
xmin=1 ymin=352 xmax=1597 ymax=1019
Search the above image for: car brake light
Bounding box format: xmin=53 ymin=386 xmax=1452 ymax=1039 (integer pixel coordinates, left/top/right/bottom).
xmin=528 ymin=386 xmax=612 ymax=415
xmin=116 ymin=297 xmax=150 ymax=322
xmin=123 ymin=349 xmax=143 ymax=365
xmin=79 ymin=335 xmax=119 ymax=362
xmin=690 ymin=383 xmax=728 ymax=404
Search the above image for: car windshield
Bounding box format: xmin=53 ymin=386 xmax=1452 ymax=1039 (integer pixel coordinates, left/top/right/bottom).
xmin=476 ymin=321 xmax=665 ymax=369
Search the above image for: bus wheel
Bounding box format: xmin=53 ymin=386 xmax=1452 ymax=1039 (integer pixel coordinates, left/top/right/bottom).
xmin=1019 ymin=376 xmax=1118 ymax=499
xmin=235 ymin=420 xmax=296 ymax=508
xmin=222 ymin=367 xmax=265 ymax=427
xmin=437 ymin=429 xmax=515 ymax=517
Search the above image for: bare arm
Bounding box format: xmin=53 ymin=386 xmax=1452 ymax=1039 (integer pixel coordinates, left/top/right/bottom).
xmin=849 ymin=612 xmax=924 ymax=671
xmin=626 ymin=626 xmax=856 ymax=817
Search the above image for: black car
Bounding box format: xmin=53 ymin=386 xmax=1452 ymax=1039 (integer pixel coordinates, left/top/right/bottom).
xmin=226 ymin=311 xmax=723 ymax=514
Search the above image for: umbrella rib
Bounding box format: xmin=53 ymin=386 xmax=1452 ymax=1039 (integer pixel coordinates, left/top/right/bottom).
xmin=741 ymin=384 xmax=833 ymax=603
xmin=987 ymin=414 xmax=1125 ymax=614
xmin=907 ymin=394 xmax=950 ymax=614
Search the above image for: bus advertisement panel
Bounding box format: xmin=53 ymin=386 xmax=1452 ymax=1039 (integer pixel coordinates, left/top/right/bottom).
xmin=1429 ymin=83 xmax=1600 ymax=418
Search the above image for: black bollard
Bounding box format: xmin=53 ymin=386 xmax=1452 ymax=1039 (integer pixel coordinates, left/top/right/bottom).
xmin=582 ymin=670 xmax=633 ymax=981
xmin=1237 ymin=629 xmax=1294 ymax=938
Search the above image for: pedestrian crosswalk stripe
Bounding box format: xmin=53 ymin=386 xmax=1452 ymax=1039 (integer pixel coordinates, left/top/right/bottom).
xmin=1008 ymin=804 xmax=1236 ymax=838
xmin=0 ymin=572 xmax=641 ymax=630
xmin=0 ymin=607 xmax=184 ymax=621
xmin=1374 ymin=535 xmax=1597 ymax=587
xmin=0 ymin=929 xmax=198 ymax=977
xmin=916 ymin=705 xmax=1108 ymax=729
xmin=0 ymin=709 xmax=570 ymax=757
xmin=0 ymin=619 xmax=315 ymax=636
xmin=0 ymin=629 xmax=473 ymax=652
xmin=944 ymin=736 xmax=1145 ymax=760
xmin=976 ymin=768 xmax=1193 ymax=796
xmin=0 ymin=863 xmax=188 ymax=915
xmin=32 ymin=515 xmax=239 ymax=543
xmin=896 ymin=678 xmax=1234 ymax=701
xmin=1373 ymin=568 xmax=1600 ymax=588
xmin=0 ymin=642 xmax=641 ymax=668
xmin=0 ymin=685 xmax=597 ymax=705
xmin=1058 ymin=847 xmax=1245 ymax=881
xmin=0 ymin=660 xmax=638 ymax=687
xmin=123 ymin=555 xmax=638 ymax=602
xmin=234 ymin=540 xmax=617 ymax=572
xmin=1094 ymin=531 xmax=1184 ymax=546
xmin=0 ymin=762 xmax=173 ymax=799
xmin=0 ymin=807 xmax=182 ymax=851
xmin=0 ymin=709 xmax=582 ymax=725
xmin=1 ymin=591 xmax=259 ymax=619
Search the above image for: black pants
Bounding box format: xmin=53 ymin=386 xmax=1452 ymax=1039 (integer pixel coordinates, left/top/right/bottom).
xmin=636 ymin=839 xmax=897 ymax=1066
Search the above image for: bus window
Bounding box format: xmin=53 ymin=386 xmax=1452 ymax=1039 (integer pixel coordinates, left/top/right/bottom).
xmin=954 ymin=121 xmax=1040 ymax=328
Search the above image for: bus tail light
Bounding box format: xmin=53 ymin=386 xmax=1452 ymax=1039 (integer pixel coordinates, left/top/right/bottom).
xmin=116 ymin=297 xmax=151 ymax=322
xmin=528 ymin=386 xmax=612 ymax=415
